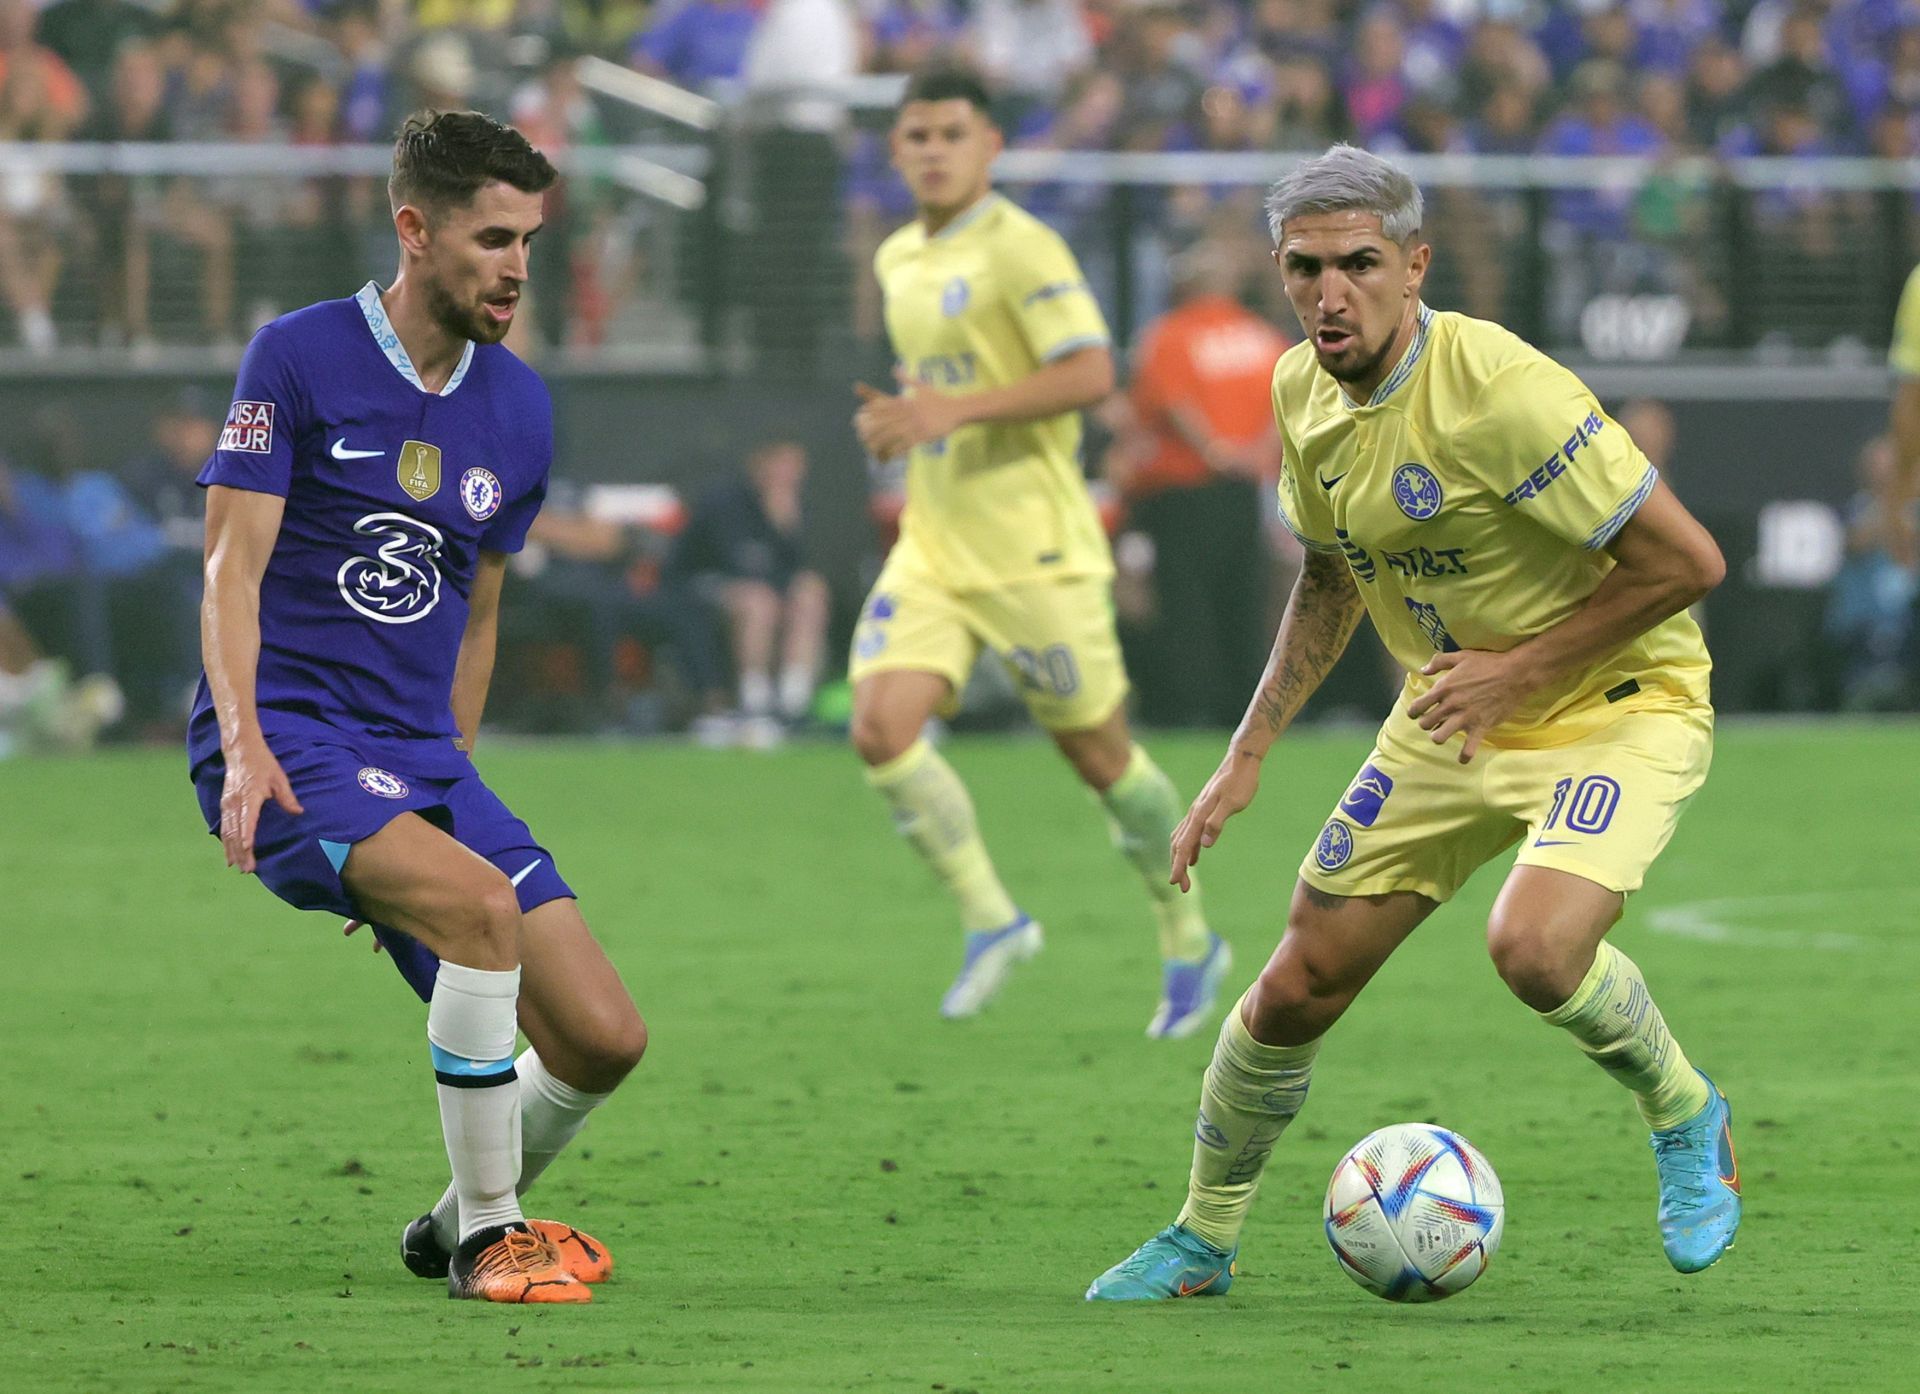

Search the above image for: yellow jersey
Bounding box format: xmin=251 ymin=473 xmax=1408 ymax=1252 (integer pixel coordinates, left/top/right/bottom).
xmin=1274 ymin=306 xmax=1711 ymax=747
xmin=1890 ymin=262 xmax=1920 ymax=374
xmin=875 ymin=193 xmax=1113 ymax=592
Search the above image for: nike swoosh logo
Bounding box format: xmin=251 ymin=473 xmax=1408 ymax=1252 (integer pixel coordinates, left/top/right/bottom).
xmin=509 ymin=859 xmax=544 ymax=887
xmin=1177 ymin=1272 xmax=1223 ymax=1296
xmin=331 ymin=439 xmax=384 ymax=460
xmin=1532 ymin=838 xmax=1579 ymax=848
xmin=1319 ymin=472 xmax=1348 ymax=491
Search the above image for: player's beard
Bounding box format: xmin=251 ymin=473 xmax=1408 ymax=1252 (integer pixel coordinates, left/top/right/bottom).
xmin=424 ymin=270 xmax=509 ymax=346
xmin=1314 ymin=327 xmax=1396 ymax=386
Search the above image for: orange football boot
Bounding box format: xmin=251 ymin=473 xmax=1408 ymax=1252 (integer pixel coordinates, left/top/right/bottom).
xmin=448 ymin=1222 xmax=590 ymax=1303
xmin=529 ymin=1220 xmax=614 ymax=1284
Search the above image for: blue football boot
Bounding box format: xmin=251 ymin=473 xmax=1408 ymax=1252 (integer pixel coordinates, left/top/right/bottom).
xmin=1147 ymin=934 xmax=1233 ymax=1040
xmin=1651 ymin=1070 xmax=1743 ymax=1273
xmin=939 ymin=915 xmax=1042 ymax=1019
xmin=1085 ymin=1224 xmax=1236 ymax=1301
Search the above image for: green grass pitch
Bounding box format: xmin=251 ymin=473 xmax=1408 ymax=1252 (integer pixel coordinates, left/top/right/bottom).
xmin=7 ymin=722 xmax=1917 ymax=1392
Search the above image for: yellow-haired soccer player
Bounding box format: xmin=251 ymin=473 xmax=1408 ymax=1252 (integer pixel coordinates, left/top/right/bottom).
xmin=850 ymin=67 xmax=1228 ymax=1037
xmin=1089 ymin=144 xmax=1740 ymax=1299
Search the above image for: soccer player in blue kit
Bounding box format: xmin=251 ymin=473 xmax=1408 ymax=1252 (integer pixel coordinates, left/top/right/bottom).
xmin=190 ymin=113 xmax=643 ymax=1304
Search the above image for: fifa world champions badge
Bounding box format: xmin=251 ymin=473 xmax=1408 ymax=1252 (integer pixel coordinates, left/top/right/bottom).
xmin=398 ymin=440 xmax=442 ymax=502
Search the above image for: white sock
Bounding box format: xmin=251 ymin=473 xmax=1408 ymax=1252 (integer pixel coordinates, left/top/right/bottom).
xmin=777 ymin=662 xmax=814 ymax=720
xmin=427 ymin=962 xmax=524 ymax=1242
xmin=428 ymin=1047 xmax=614 ymax=1247
xmin=740 ymin=669 xmax=774 ymax=717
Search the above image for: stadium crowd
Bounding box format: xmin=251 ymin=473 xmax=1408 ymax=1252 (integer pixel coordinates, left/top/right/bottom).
xmin=0 ymin=1 xmax=1917 ymax=353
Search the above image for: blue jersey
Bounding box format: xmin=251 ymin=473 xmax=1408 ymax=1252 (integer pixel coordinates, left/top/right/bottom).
xmin=188 ymin=282 xmax=551 ymax=778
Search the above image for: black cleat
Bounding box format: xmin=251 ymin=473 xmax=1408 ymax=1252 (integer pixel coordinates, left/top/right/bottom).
xmin=401 ymin=1212 xmax=450 ymax=1279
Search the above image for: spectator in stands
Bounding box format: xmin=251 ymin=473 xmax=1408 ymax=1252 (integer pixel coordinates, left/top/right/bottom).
xmin=154 ymin=14 xmax=243 ymax=345
xmin=407 ymin=29 xmax=480 ymax=113
xmin=741 ymin=0 xmax=858 ymax=376
xmin=540 ymin=0 xmax=651 ymax=60
xmin=1537 ymin=59 xmax=1671 ymax=341
xmin=1639 ymin=69 xmax=1695 ymax=149
xmin=1343 ymin=7 xmax=1408 ymax=146
xmin=332 ymin=0 xmax=394 ymax=143
xmin=1579 ymin=3 xmax=1641 ymax=72
xmin=0 ymin=455 xmax=78 ymax=618
xmin=976 ymin=0 xmax=1092 ymax=130
xmin=669 ymin=440 xmax=829 ymax=731
xmin=1396 ymin=0 xmax=1467 ymax=100
xmin=867 ymin=0 xmax=972 ymax=76
xmin=76 ymin=39 xmax=170 ymax=351
xmin=1870 ymin=24 xmax=1920 ymax=123
xmin=1246 ymin=0 xmax=1340 ymax=68
xmin=1824 ymin=434 xmax=1918 ymax=709
xmin=1455 ymin=16 xmax=1550 ymax=119
xmin=1635 ymin=0 xmax=1722 ymax=78
xmin=1724 ymin=97 xmax=1845 ymax=233
xmin=1684 ymin=34 xmax=1751 ymax=149
xmin=217 ymin=59 xmax=331 ymax=329
xmin=36 ymin=0 xmax=156 ymax=105
xmin=124 ymin=387 xmax=219 ymax=553
xmin=1111 ymin=243 xmax=1284 ymax=727
xmin=514 ymin=48 xmax=609 ymax=350
xmin=122 ymin=388 xmax=222 ymax=714
xmin=1746 ymin=4 xmax=1856 ymax=146
xmin=1113 ymin=5 xmax=1205 ymax=153
xmin=0 ymin=597 xmax=120 ymax=752
xmin=0 ymin=0 xmax=87 ymax=353
xmin=0 ymin=446 xmax=126 ymax=743
xmin=27 ymin=406 xmax=184 ymax=721
xmin=1471 ymin=77 xmax=1540 ymax=155
xmin=631 ymin=0 xmax=759 ymax=89
xmin=522 ymin=485 xmax=736 ymax=737
xmin=1268 ymin=53 xmax=1347 ymax=151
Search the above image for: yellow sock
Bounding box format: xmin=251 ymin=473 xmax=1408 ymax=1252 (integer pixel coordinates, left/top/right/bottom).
xmin=1541 ymin=941 xmax=1711 ymax=1130
xmin=1100 ymin=744 xmax=1211 ymax=960
xmin=1176 ymin=996 xmax=1319 ymax=1252
xmin=865 ymin=739 xmax=1019 ymax=934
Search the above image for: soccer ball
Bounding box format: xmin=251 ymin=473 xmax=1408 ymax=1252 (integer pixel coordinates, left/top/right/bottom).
xmin=1323 ymin=1123 xmax=1504 ymax=1302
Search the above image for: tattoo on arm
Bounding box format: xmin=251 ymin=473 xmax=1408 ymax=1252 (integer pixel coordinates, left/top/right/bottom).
xmin=1300 ymin=882 xmax=1349 ymax=913
xmin=1247 ymin=550 xmax=1367 ymax=738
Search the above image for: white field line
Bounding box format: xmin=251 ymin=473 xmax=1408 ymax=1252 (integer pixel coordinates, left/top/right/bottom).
xmin=1644 ymin=889 xmax=1920 ymax=951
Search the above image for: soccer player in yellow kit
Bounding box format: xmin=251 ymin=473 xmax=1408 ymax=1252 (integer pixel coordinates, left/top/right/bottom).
xmin=850 ymin=68 xmax=1228 ymax=1036
xmin=1088 ymin=145 xmax=1742 ymax=1300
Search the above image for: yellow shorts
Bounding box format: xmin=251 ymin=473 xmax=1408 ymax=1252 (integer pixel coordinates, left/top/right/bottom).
xmin=848 ymin=558 xmax=1128 ymax=732
xmin=1298 ymin=700 xmax=1713 ymax=902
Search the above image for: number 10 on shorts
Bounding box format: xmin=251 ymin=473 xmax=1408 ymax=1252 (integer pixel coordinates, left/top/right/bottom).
xmin=1543 ymin=774 xmax=1622 ymax=835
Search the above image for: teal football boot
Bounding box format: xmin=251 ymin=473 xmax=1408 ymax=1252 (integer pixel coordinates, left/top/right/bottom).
xmin=1085 ymin=1225 xmax=1236 ymax=1301
xmin=1651 ymin=1070 xmax=1743 ymax=1273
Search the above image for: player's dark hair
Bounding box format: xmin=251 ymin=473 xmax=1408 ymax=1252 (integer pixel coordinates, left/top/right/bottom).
xmin=900 ymin=66 xmax=994 ymax=117
xmin=388 ymin=110 xmax=557 ymax=217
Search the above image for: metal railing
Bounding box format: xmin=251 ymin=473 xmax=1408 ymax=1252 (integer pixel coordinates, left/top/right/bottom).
xmin=2 ymin=138 xmax=1916 ymax=372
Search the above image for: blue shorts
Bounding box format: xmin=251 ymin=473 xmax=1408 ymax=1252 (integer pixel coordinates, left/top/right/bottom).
xmin=191 ymin=735 xmax=574 ymax=1000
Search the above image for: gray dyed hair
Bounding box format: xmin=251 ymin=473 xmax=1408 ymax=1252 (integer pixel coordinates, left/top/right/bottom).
xmin=1264 ymin=144 xmax=1423 ymax=245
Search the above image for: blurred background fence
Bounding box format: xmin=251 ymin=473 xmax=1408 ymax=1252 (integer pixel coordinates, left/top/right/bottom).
xmin=7 ymin=139 xmax=1920 ymax=369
